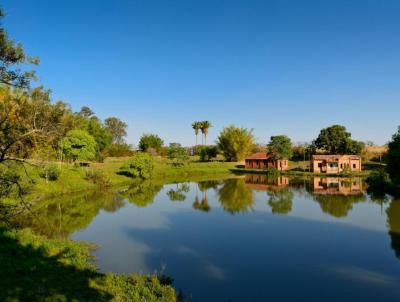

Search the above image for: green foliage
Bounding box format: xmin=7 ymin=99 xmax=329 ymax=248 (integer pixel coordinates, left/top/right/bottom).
xmin=38 ymin=164 xmax=61 ymax=181
xmin=217 ymin=125 xmax=255 ymax=162
xmin=366 ymin=170 xmax=392 ymax=197
xmin=267 ymin=188 xmax=294 ymax=215
xmin=167 ymin=183 xmax=190 ymax=202
xmin=313 ymin=125 xmax=364 ymax=155
xmin=267 ymin=135 xmax=293 ymax=159
xmin=0 ymin=8 xmax=38 ymax=88
xmin=102 ymin=143 xmax=134 ymax=157
xmin=85 ymin=170 xmax=111 ymax=187
xmin=60 ymin=130 xmax=97 ymax=161
xmin=199 ymin=146 xmax=218 ymax=162
xmin=120 ymin=153 xmax=154 ymax=179
xmin=105 ymin=117 xmax=128 ymax=144
xmin=122 ymin=181 xmax=163 ymax=207
xmin=218 ymin=178 xmax=254 ymax=214
xmin=386 ymin=127 xmax=400 ymax=185
xmin=0 ymin=227 xmax=177 ymax=302
xmin=86 ymin=117 xmax=112 ymax=152
xmin=138 ymin=134 xmax=164 ymax=153
xmin=167 ymin=143 xmax=189 ymax=167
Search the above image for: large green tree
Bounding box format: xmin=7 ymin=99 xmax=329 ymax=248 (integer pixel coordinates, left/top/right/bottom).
xmin=386 ymin=127 xmax=400 ymax=185
xmin=313 ymin=125 xmax=364 ymax=155
xmin=138 ymin=134 xmax=164 ymax=153
xmin=105 ymin=117 xmax=128 ymax=144
xmin=59 ymin=130 xmax=97 ymax=161
xmin=267 ymin=135 xmax=293 ymax=159
xmin=217 ymin=125 xmax=255 ymax=161
xmin=0 ymin=9 xmax=38 ymax=88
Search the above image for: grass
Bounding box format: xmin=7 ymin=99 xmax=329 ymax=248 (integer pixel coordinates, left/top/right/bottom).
xmin=0 ymin=226 xmax=176 ymax=302
xmin=21 ymin=157 xmax=237 ymax=201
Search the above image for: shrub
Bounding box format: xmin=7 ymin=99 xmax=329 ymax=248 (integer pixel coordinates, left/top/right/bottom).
xmin=199 ymin=146 xmax=218 ymax=162
xmin=119 ymin=153 xmax=154 ymax=179
xmin=39 ymin=165 xmax=61 ymax=181
xmin=102 ymin=143 xmax=134 ymax=157
xmin=266 ymin=168 xmax=280 ymax=178
xmin=85 ymin=170 xmax=111 ymax=187
xmin=366 ymin=170 xmax=391 ymax=197
xmin=167 ymin=143 xmax=189 ymax=167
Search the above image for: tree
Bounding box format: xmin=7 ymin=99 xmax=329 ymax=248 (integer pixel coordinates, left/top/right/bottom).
xmin=86 ymin=117 xmax=112 ymax=152
xmin=313 ymin=125 xmax=363 ymax=155
xmin=191 ymin=121 xmax=202 ymax=146
xmin=0 ymin=9 xmax=38 ymax=88
xmin=138 ymin=134 xmax=164 ymax=153
xmin=267 ymin=135 xmax=293 ymax=160
xmin=119 ymin=152 xmax=154 ymax=179
xmin=200 ymin=121 xmax=212 ymax=145
xmin=0 ymin=86 xmax=70 ymax=162
xmin=105 ymin=117 xmax=128 ymax=144
xmin=198 ymin=146 xmax=218 ymax=162
xmin=386 ymin=126 xmax=400 ymax=185
xmin=78 ymin=106 xmax=94 ymax=118
xmin=59 ymin=130 xmax=97 ymax=161
xmin=167 ymin=143 xmax=189 ymax=167
xmin=217 ymin=125 xmax=255 ymax=161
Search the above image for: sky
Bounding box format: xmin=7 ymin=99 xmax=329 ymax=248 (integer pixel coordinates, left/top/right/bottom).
xmin=3 ymin=0 xmax=400 ymax=146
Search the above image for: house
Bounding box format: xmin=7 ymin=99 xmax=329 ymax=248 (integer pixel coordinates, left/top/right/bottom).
xmin=245 ymin=152 xmax=289 ymax=171
xmin=311 ymin=155 xmax=361 ymax=174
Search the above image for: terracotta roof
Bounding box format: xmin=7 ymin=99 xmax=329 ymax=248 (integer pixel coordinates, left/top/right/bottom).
xmin=245 ymin=152 xmax=271 ymax=160
xmin=311 ymin=154 xmax=361 ymax=161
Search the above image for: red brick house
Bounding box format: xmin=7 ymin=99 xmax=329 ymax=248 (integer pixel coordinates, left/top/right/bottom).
xmin=311 ymin=155 xmax=362 ymax=174
xmin=245 ymin=152 xmax=289 ymax=171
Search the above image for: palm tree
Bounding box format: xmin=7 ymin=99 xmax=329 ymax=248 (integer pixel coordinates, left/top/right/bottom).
xmin=200 ymin=121 xmax=212 ymax=145
xmin=192 ymin=121 xmax=201 ymax=146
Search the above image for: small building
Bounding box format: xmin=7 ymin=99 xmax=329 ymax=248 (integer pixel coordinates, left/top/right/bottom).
xmin=311 ymin=155 xmax=361 ymax=174
xmin=245 ymin=152 xmax=289 ymax=171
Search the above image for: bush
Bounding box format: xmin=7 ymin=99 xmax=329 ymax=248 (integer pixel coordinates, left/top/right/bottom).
xmin=102 ymin=143 xmax=134 ymax=157
xmin=39 ymin=165 xmax=61 ymax=181
xmin=366 ymin=170 xmax=391 ymax=197
xmin=199 ymin=146 xmax=218 ymax=162
xmin=266 ymin=168 xmax=280 ymax=178
xmin=85 ymin=170 xmax=111 ymax=187
xmin=119 ymin=153 xmax=154 ymax=179
xmin=167 ymin=143 xmax=189 ymax=167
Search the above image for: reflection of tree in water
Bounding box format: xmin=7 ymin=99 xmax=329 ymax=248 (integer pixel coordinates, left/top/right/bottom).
xmin=312 ymin=193 xmax=366 ymax=218
xmin=198 ymin=180 xmax=221 ymax=192
xmin=387 ymin=200 xmax=400 ymax=259
xmin=167 ymin=183 xmax=190 ymax=202
xmin=14 ymin=191 xmax=125 ymax=238
xmin=218 ymin=179 xmax=254 ymax=214
xmin=122 ymin=181 xmax=163 ymax=207
xmin=267 ymin=188 xmax=294 ymax=215
xmin=193 ymin=191 xmax=211 ymax=213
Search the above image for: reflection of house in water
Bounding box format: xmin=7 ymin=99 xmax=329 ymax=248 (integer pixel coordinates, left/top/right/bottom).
xmin=245 ymin=174 xmax=289 ymax=191
xmin=312 ymin=177 xmax=363 ymax=195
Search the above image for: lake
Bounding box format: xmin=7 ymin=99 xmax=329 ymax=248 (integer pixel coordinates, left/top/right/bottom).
xmin=27 ymin=175 xmax=400 ymax=301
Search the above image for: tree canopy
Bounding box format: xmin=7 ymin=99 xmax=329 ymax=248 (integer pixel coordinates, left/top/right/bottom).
xmin=60 ymin=130 xmax=97 ymax=161
xmin=105 ymin=117 xmax=128 ymax=144
xmin=312 ymin=125 xmax=364 ymax=155
xmin=217 ymin=125 xmax=255 ymax=161
xmin=267 ymin=135 xmax=293 ymax=159
xmin=386 ymin=127 xmax=400 ymax=185
xmin=138 ymin=134 xmax=164 ymax=153
xmin=0 ymin=9 xmax=38 ymax=88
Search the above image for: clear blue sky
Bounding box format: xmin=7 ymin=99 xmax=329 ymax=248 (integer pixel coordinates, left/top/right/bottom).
xmin=3 ymin=0 xmax=400 ymax=146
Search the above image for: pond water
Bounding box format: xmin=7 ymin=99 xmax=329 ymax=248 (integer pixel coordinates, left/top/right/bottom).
xmin=28 ymin=175 xmax=400 ymax=301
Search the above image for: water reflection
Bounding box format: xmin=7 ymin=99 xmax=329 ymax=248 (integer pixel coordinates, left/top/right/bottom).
xmin=16 ymin=190 xmax=125 ymax=238
xmin=387 ymin=200 xmax=400 ymax=259
xmin=18 ymin=175 xmax=400 ymax=301
xmin=121 ymin=181 xmax=163 ymax=207
xmin=217 ymin=178 xmax=254 ymax=214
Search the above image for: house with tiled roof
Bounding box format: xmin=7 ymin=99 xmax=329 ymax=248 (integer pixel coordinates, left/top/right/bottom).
xmin=245 ymin=152 xmax=289 ymax=171
xmin=311 ymin=155 xmax=361 ymax=174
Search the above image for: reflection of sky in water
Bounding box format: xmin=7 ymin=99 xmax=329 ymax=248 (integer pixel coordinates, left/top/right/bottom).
xmin=71 ymin=179 xmax=400 ymax=302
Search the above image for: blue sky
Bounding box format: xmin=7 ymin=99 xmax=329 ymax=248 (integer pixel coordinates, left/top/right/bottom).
xmin=3 ymin=0 xmax=400 ymax=146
